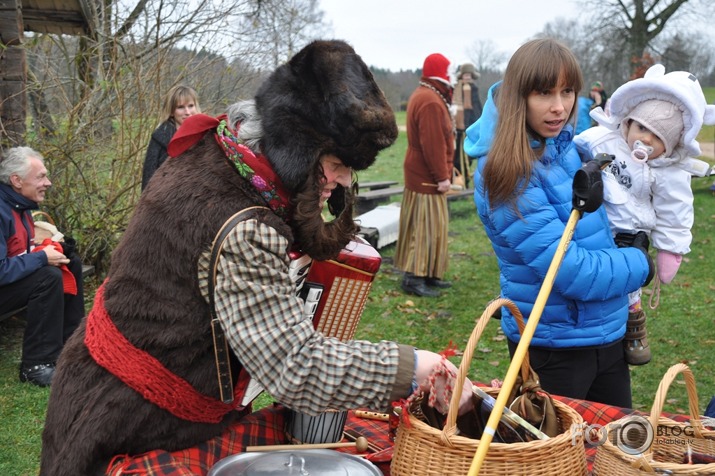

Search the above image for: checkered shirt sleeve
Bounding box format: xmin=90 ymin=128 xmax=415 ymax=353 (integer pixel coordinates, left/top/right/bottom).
xmin=199 ymin=218 xmax=404 ymax=414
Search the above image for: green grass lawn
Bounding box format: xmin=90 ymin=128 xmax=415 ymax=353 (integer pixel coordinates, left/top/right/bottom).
xmin=2 ymin=107 xmax=714 ymax=475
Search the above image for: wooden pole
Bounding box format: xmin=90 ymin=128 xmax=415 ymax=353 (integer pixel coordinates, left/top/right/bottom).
xmin=467 ymin=209 xmax=582 ymax=475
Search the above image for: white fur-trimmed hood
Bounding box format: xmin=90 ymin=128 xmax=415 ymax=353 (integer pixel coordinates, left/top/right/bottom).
xmin=589 ymin=64 xmax=715 ymax=159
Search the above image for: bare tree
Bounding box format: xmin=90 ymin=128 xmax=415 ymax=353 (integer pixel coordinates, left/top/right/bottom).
xmin=21 ymin=0 xmax=328 ymax=274
xmin=237 ymin=0 xmax=330 ymax=69
xmin=465 ymin=39 xmax=508 ymax=73
xmin=536 ymin=0 xmax=715 ymax=97
xmin=580 ymin=0 xmax=713 ymax=76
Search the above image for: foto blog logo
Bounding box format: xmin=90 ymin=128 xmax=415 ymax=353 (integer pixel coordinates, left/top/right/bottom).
xmin=570 ymin=415 xmax=695 ymax=455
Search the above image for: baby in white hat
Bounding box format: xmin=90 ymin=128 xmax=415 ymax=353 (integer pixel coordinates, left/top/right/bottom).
xmin=575 ymin=64 xmax=715 ymax=367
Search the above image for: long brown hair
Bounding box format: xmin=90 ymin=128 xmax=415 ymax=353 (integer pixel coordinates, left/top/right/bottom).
xmin=484 ymin=39 xmax=583 ymax=209
xmin=291 ymin=160 xmax=358 ymax=261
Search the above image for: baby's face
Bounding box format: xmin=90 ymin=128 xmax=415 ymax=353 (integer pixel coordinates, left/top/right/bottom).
xmin=626 ymin=120 xmax=666 ymax=159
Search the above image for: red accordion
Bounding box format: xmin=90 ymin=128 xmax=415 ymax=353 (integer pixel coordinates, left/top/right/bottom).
xmin=289 ymin=236 xmax=382 ymax=341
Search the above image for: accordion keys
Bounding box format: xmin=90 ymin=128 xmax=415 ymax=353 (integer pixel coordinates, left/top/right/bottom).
xmin=289 ymin=236 xmax=382 ymax=341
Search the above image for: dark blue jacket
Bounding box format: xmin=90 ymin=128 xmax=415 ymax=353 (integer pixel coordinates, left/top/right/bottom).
xmin=0 ymin=184 xmax=47 ymax=286
xmin=464 ymin=83 xmax=649 ymax=348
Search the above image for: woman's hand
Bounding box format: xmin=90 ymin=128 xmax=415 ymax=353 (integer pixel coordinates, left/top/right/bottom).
xmin=436 ymin=179 xmax=452 ymax=194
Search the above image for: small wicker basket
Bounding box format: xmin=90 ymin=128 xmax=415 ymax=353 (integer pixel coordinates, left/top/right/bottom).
xmin=593 ymin=363 xmax=715 ymax=475
xmin=391 ymin=298 xmax=588 ymax=476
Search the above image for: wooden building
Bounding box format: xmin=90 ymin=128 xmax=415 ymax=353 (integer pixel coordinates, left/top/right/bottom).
xmin=0 ymin=0 xmax=95 ymax=147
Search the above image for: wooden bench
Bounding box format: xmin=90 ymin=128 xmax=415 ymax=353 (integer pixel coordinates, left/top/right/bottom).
xmin=356 ymin=180 xmax=398 ymax=191
xmin=354 ymin=186 xmax=404 ymax=215
xmin=446 ymin=189 xmax=473 ymax=201
xmin=0 ymin=265 xmax=95 ymax=324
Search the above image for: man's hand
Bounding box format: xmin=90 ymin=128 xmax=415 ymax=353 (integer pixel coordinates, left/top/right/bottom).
xmin=415 ymin=350 xmax=474 ymax=415
xmin=44 ymin=247 xmax=70 ymax=267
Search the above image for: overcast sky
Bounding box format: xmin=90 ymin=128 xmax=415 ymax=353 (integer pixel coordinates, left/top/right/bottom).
xmin=319 ymin=0 xmax=580 ymax=72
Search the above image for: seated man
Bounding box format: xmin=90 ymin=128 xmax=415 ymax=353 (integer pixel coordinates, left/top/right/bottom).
xmin=0 ymin=146 xmax=84 ymax=387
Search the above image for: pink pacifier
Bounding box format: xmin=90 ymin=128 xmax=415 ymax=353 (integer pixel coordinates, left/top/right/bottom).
xmin=630 ymin=140 xmax=653 ymax=163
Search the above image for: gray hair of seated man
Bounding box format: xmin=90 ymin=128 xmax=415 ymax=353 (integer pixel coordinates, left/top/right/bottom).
xmin=0 ymin=146 xmax=44 ymax=185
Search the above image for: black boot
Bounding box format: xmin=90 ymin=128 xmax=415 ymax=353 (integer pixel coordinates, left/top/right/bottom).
xmin=401 ymin=273 xmax=440 ymax=297
xmin=19 ymin=363 xmax=56 ymax=387
xmin=426 ymin=277 xmax=452 ymax=289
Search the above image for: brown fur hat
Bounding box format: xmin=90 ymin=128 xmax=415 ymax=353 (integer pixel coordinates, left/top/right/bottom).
xmin=255 ymin=40 xmax=398 ymax=192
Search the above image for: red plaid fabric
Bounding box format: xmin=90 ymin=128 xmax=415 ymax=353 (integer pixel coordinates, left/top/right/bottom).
xmin=105 ymin=390 xmax=698 ymax=475
xmin=106 ymin=405 xmax=286 ymax=475
xmin=106 ymin=405 xmax=393 ymax=476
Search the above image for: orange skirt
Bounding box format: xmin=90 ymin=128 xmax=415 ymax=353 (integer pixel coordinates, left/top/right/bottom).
xmin=394 ymin=189 xmax=449 ymax=278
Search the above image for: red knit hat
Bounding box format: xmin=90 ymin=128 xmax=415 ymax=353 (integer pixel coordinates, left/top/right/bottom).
xmin=423 ymin=53 xmax=450 ymax=82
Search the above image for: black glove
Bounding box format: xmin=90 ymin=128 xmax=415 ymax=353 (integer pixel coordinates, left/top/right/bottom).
xmin=572 ymin=153 xmax=614 ymax=213
xmin=615 ymin=231 xmax=654 ymax=286
xmin=60 ymin=236 xmax=78 ymax=258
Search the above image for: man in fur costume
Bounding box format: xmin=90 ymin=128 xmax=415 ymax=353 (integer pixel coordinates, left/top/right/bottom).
xmin=40 ymin=40 xmax=472 ymax=476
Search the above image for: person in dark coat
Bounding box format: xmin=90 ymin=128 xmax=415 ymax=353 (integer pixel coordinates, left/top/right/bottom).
xmin=0 ymin=146 xmax=84 ymax=387
xmin=141 ymin=85 xmax=200 ymax=190
xmin=453 ymin=62 xmax=483 ymax=185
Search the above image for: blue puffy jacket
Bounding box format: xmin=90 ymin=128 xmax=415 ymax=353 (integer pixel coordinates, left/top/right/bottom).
xmin=464 ymin=83 xmax=650 ymax=348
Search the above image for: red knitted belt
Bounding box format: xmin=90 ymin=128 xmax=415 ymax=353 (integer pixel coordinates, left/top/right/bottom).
xmin=85 ymin=281 xmax=246 ymax=423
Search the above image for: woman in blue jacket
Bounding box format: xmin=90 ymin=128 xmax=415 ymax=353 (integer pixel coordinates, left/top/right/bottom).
xmin=464 ymin=39 xmax=653 ymax=408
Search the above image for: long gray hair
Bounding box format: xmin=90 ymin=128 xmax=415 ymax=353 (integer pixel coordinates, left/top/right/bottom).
xmin=225 ymin=100 xmax=264 ymax=153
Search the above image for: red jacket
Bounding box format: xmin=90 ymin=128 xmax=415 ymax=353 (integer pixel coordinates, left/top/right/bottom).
xmin=403 ymin=79 xmax=455 ymax=194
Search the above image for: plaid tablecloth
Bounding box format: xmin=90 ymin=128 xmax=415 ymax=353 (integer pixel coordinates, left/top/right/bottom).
xmin=107 ymin=394 xmax=693 ymax=475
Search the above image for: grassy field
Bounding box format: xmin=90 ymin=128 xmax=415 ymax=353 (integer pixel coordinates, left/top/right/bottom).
xmin=1 ymin=100 xmax=714 ymax=475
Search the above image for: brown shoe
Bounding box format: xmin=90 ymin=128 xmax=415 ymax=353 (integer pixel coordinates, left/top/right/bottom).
xmin=624 ymin=310 xmax=651 ymax=365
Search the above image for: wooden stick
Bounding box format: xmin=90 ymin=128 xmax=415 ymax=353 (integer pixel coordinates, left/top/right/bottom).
xmin=344 ymin=430 xmax=383 ymax=453
xmin=353 ymin=410 xmax=389 ymax=421
xmin=246 ymin=437 xmax=369 ymax=453
xmin=421 ymin=182 xmax=465 ymax=191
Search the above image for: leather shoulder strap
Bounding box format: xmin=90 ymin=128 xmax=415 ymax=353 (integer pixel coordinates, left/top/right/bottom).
xmin=208 ymin=205 xmax=268 ymax=403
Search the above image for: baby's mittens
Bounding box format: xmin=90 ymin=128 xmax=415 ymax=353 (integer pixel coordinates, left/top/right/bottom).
xmin=656 ymin=250 xmax=682 ymax=284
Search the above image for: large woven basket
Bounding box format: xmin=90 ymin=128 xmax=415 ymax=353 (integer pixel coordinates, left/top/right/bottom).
xmin=593 ymin=363 xmax=715 ymax=475
xmin=391 ymin=298 xmax=587 ymax=475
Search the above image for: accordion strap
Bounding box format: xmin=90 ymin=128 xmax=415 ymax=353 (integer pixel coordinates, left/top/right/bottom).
xmin=208 ymin=206 xmax=268 ymax=403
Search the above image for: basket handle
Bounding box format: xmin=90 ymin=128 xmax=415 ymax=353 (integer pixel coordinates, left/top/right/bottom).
xmin=441 ymin=298 xmax=529 ymax=441
xmin=32 ymin=210 xmax=56 ymax=225
xmin=648 ymin=363 xmax=705 ymax=441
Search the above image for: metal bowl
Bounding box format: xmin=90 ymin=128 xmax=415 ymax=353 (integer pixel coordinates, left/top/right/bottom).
xmin=208 ymin=449 xmax=381 ymax=475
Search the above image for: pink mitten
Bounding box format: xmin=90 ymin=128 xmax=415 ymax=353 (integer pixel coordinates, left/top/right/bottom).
xmin=656 ymin=250 xmax=682 ymax=284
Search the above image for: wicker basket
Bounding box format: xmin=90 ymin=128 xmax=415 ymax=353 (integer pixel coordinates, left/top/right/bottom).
xmin=391 ymin=298 xmax=588 ymax=475
xmin=593 ymin=363 xmax=715 ymax=475
xmin=31 ymin=211 xmax=64 ymax=243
